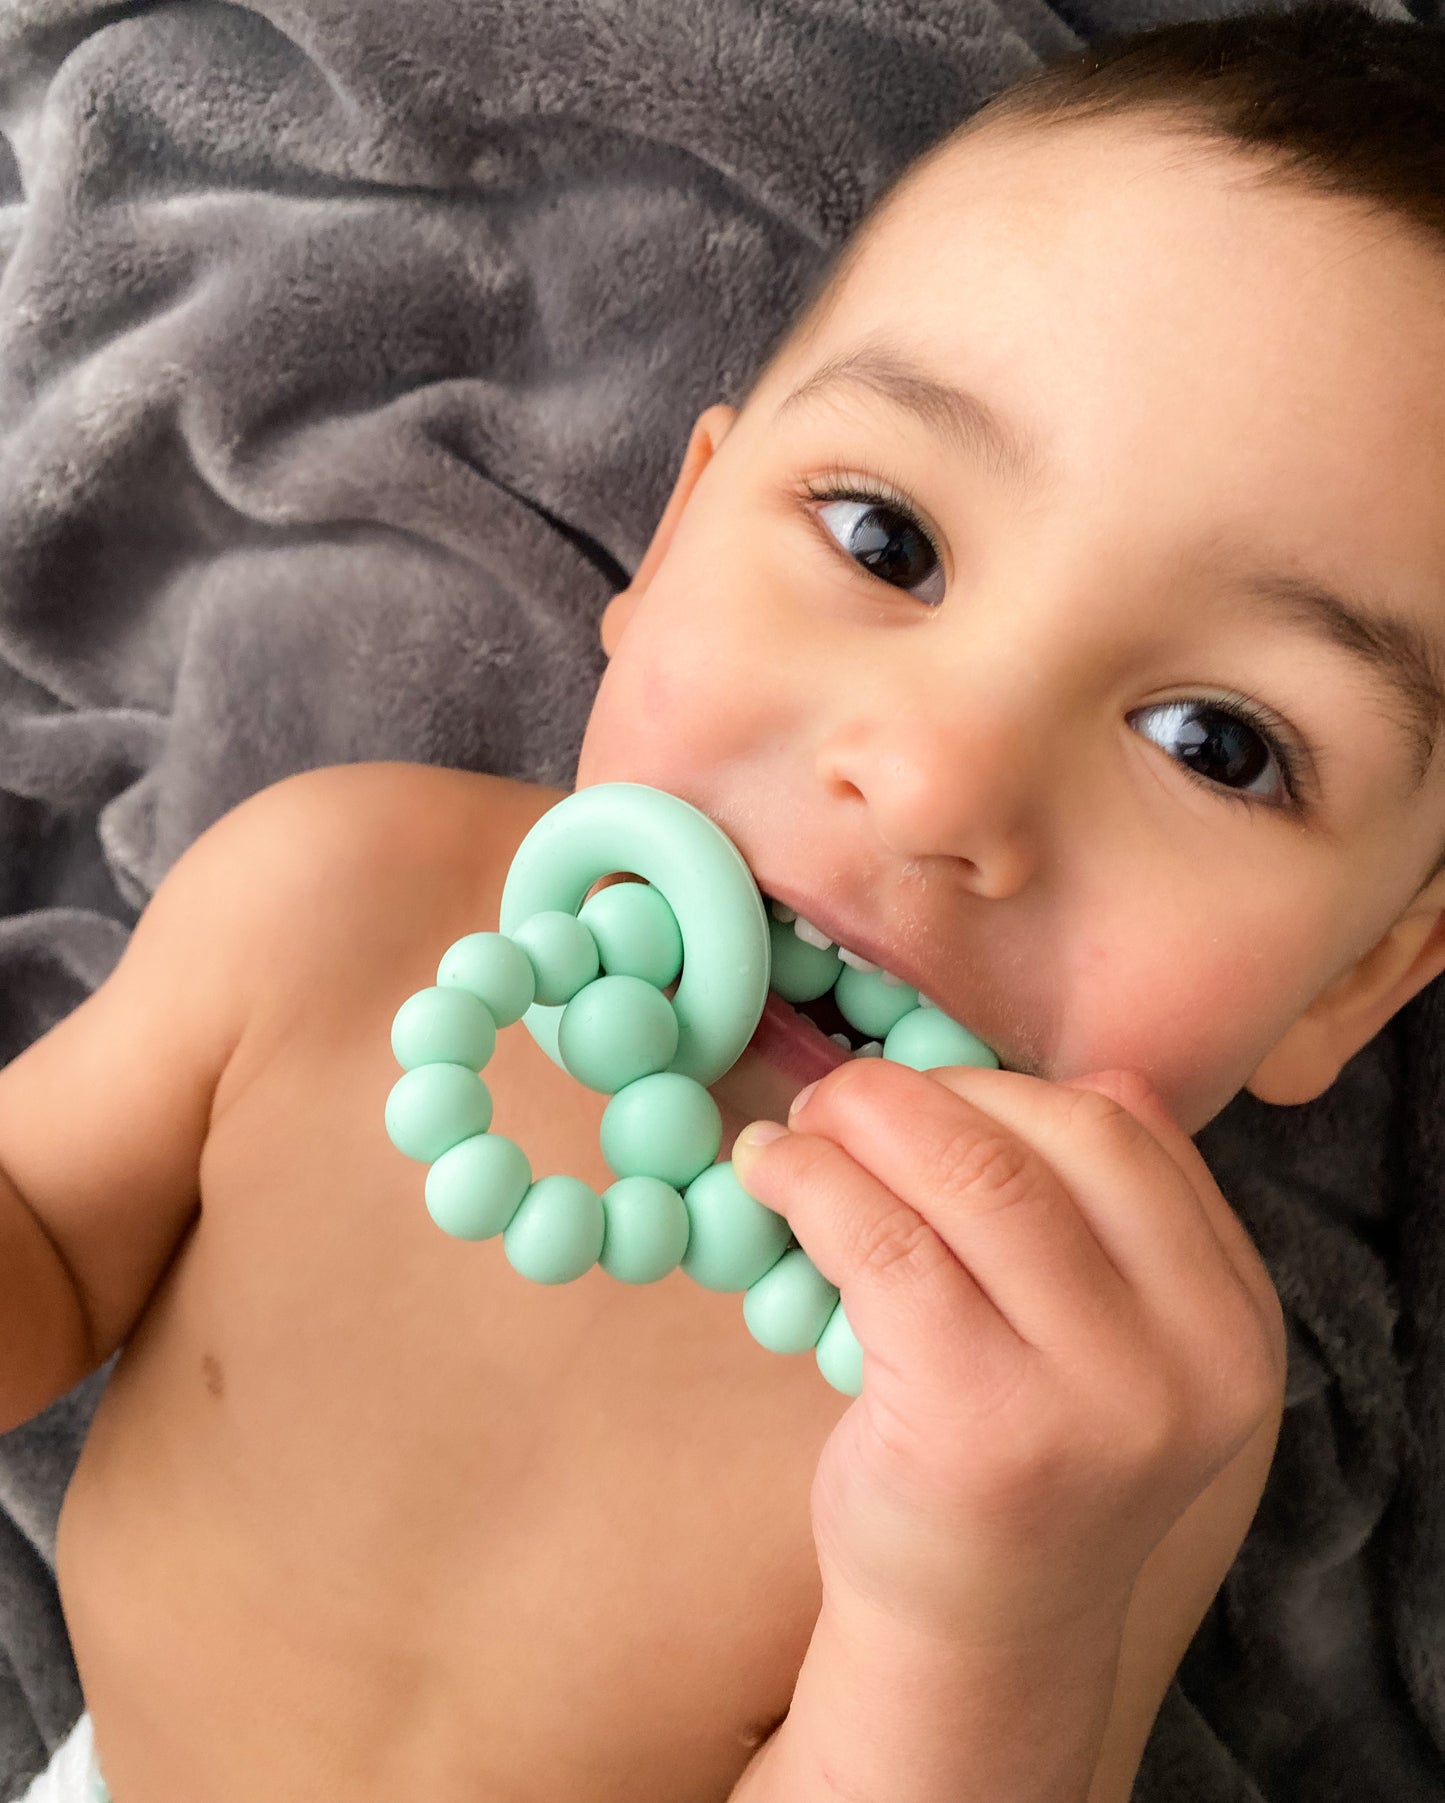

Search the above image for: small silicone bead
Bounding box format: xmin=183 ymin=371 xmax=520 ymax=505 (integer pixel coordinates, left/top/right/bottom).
xmin=599 ymin=1175 xmax=691 ymax=1283
xmin=557 ymin=974 xmax=680 ymax=1094
xmin=390 ymin=985 xmax=498 ymax=1072
xmin=766 ymin=916 xmax=843 ymax=1004
xmin=384 ymin=1065 xmax=494 ymax=1163
xmin=599 ymin=1072 xmax=722 ymax=1189
xmin=681 ymin=1161 xmax=792 ymax=1292
xmin=742 ymin=1246 xmax=840 ymax=1355
xmin=578 ymin=881 xmax=684 ymax=989
xmin=833 ymin=965 xmax=920 ymax=1041
xmin=436 ymin=932 xmax=537 ymax=1027
xmin=502 ymin=1175 xmax=606 ymax=1284
xmin=883 ymin=1009 xmax=1001 ymax=1072
xmin=424 ymin=1133 xmax=532 ymax=1240
xmin=815 ymin=1300 xmax=864 ymax=1396
xmin=509 ymin=910 xmax=600 ymax=1006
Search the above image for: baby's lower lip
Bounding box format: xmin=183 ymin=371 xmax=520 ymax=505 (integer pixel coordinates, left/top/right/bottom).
xmin=745 ymin=991 xmax=853 ymax=1086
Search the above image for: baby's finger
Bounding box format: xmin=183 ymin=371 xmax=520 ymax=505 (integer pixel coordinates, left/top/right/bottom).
xmin=928 ymin=1064 xmax=1281 ymax=1336
xmin=781 ymin=1062 xmax=1135 ymax=1354
xmin=1053 ymin=1068 xmax=1284 ymax=1328
xmin=799 ymin=1062 xmax=1278 ymax=1381
xmin=734 ymin=1125 xmax=1032 ymax=1395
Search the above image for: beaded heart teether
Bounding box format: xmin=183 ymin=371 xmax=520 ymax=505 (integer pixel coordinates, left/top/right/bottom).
xmin=383 ymin=782 xmax=998 ymax=1396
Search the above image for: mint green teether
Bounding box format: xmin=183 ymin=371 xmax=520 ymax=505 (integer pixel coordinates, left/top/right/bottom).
xmin=383 ymin=781 xmax=1000 ymax=1398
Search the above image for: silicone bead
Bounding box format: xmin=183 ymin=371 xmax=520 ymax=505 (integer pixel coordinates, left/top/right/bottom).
xmin=502 ymin=1175 xmax=606 ymax=1283
xmin=509 ymin=910 xmax=600 ymax=1006
xmin=815 ymin=1300 xmax=864 ymax=1397
xmin=599 ymin=1072 xmax=722 ymax=1188
xmin=681 ymin=1162 xmax=792 ymax=1292
xmin=599 ymin=1175 xmax=691 ymax=1283
xmin=384 ymin=1065 xmax=494 ymax=1163
xmin=390 ymin=985 xmax=498 ymax=1072
xmin=557 ymin=974 xmax=680 ymax=1094
xmin=500 ymin=785 xmax=769 ymax=1087
xmin=883 ymin=1009 xmax=1002 ymax=1073
xmin=742 ymin=1246 xmax=840 ymax=1355
xmin=766 ymin=915 xmax=843 ymax=1004
xmin=436 ymin=932 xmax=537 ymax=1027
xmin=833 ymin=965 xmax=919 ymax=1041
xmin=578 ymin=881 xmax=683 ymax=989
xmin=425 ymin=1133 xmax=532 ymax=1240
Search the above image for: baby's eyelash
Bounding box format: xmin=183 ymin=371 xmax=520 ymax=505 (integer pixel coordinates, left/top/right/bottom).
xmin=801 ymin=467 xmax=947 ymax=572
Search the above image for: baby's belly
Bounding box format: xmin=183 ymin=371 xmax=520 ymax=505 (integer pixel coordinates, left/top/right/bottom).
xmin=55 ymin=1072 xmax=846 ymax=1802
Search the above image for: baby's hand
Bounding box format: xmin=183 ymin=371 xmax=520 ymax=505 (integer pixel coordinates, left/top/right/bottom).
xmin=730 ymin=1063 xmax=1286 ymax=1651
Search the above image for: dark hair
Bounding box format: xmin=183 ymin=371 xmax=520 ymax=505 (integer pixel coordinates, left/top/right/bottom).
xmin=767 ymin=0 xmax=1445 ymax=892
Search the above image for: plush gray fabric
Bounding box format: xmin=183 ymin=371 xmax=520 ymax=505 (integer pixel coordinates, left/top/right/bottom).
xmin=0 ymin=0 xmax=1441 ymax=1795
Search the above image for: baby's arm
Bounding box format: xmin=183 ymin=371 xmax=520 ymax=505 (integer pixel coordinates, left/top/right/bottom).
xmin=729 ymin=1394 xmax=1280 ymax=1802
xmin=0 ymin=764 xmax=403 ymax=1432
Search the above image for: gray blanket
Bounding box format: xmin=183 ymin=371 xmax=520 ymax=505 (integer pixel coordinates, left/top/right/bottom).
xmin=0 ymin=0 xmax=1441 ymax=1795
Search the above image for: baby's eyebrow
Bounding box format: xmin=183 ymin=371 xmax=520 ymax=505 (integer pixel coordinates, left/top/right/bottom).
xmin=777 ymin=335 xmax=1050 ymax=494
xmin=776 ymin=334 xmax=1445 ymax=794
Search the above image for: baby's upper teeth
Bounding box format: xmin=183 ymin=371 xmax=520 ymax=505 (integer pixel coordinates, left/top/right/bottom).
xmin=836 ymin=945 xmax=879 ymax=974
xmin=782 ymin=905 xmax=903 ymax=987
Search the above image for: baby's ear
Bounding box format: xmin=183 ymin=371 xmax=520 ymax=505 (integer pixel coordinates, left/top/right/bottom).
xmin=602 ymin=404 xmax=737 ymax=656
xmin=1246 ymin=887 xmax=1445 ymax=1104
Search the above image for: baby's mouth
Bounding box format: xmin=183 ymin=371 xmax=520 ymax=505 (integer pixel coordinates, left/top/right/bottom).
xmin=760 ymin=901 xmax=901 ymax=1056
xmin=753 ymin=893 xmax=940 ymax=1066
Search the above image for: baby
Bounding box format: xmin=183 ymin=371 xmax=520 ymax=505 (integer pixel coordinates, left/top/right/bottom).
xmin=3 ymin=12 xmax=1445 ymax=1800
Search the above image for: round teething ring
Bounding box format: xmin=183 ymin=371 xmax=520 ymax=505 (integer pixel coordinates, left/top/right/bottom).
xmin=383 ymin=782 xmax=998 ymax=1398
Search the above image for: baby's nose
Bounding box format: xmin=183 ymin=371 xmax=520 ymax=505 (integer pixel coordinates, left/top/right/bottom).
xmin=815 ymin=695 xmax=1044 ymax=899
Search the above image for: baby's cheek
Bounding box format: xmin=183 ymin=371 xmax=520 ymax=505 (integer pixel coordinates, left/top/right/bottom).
xmin=1054 ymin=937 xmax=1285 ymax=1131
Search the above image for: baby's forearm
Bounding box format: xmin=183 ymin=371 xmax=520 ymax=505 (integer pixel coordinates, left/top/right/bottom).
xmin=728 ymin=1590 xmax=1125 ymax=1803
xmin=0 ymin=1158 xmax=95 ymax=1433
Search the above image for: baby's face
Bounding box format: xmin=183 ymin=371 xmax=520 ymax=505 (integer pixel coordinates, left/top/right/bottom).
xmin=576 ymin=118 xmax=1445 ymax=1137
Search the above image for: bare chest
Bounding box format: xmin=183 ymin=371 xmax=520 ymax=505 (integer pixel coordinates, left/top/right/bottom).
xmin=60 ymin=868 xmax=845 ymax=1801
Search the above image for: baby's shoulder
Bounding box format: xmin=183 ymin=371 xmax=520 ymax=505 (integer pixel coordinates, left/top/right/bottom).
xmin=225 ymin=760 xmax=558 ymax=913
xmin=202 ymin=762 xmax=565 ymax=1092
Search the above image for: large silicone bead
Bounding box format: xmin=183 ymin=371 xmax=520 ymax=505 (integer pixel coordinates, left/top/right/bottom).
xmin=578 ymin=882 xmax=683 ymax=990
xmin=503 ymin=1175 xmax=606 ymax=1283
xmin=599 ymin=1175 xmax=690 ymax=1283
xmin=385 ymin=1066 xmax=493 ymax=1163
xmin=558 ymin=975 xmax=680 ymax=1094
xmin=766 ymin=915 xmax=843 ymax=1004
xmin=816 ymin=1300 xmax=864 ymax=1397
xmin=436 ymin=932 xmax=536 ymax=1027
xmin=509 ymin=911 xmax=600 ymax=1006
xmin=833 ymin=965 xmax=919 ymax=1041
xmin=883 ymin=1009 xmax=1000 ymax=1072
xmin=391 ymin=986 xmax=498 ymax=1072
xmin=681 ymin=1162 xmax=792 ymax=1292
xmin=742 ymin=1247 xmax=840 ymax=1354
xmin=424 ymin=1133 xmax=532 ymax=1240
xmin=599 ymin=1072 xmax=722 ymax=1189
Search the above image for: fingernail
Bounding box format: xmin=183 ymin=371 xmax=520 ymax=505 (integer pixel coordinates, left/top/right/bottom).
xmin=735 ymin=1119 xmax=788 ymax=1154
xmin=731 ymin=1120 xmax=788 ymax=1181
xmin=789 ymin=1080 xmax=820 ymax=1119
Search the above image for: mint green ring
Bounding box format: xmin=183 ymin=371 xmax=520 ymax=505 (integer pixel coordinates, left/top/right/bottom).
xmin=499 ymin=783 xmax=771 ymax=1088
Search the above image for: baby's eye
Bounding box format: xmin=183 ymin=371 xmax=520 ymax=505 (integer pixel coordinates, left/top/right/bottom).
xmin=1128 ymin=698 xmax=1299 ymax=810
xmin=809 ymin=484 xmax=947 ymax=607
